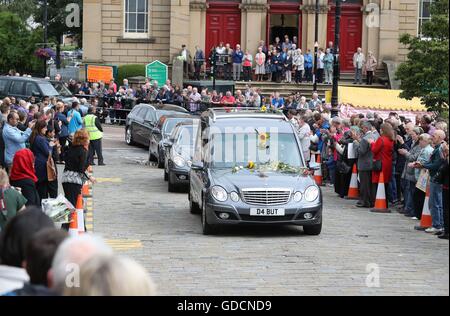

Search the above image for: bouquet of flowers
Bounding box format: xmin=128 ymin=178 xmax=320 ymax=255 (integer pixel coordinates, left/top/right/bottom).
xmin=41 ymin=194 xmax=74 ymax=224
xmin=34 ymin=47 xmax=56 ymax=60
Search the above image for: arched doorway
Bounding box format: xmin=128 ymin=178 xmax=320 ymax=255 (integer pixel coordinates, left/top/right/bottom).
xmin=267 ymin=1 xmax=302 ymax=47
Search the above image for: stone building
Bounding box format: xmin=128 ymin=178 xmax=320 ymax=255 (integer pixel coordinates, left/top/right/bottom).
xmin=83 ymin=0 xmax=428 ymax=72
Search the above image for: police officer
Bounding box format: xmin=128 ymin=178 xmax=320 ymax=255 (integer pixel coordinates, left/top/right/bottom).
xmin=83 ymin=107 xmax=105 ymax=166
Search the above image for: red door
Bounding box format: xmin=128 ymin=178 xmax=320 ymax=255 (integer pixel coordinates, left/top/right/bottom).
xmin=206 ymin=4 xmax=241 ymax=51
xmin=327 ymin=5 xmax=362 ymax=72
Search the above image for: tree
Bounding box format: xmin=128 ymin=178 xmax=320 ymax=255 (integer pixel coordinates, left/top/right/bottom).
xmin=0 ymin=0 xmax=37 ymax=21
xmin=396 ymin=0 xmax=449 ymax=114
xmin=34 ymin=0 xmax=82 ymax=69
xmin=0 ymin=11 xmax=42 ymax=74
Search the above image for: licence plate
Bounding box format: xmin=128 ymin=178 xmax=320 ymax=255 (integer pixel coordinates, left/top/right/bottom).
xmin=250 ymin=208 xmax=285 ymax=216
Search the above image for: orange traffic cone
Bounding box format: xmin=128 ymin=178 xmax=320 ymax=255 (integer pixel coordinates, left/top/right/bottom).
xmin=314 ymin=154 xmax=323 ymax=186
xmin=82 ymin=181 xmax=91 ymax=197
xmin=68 ymin=210 xmax=78 ymax=236
xmin=415 ymin=184 xmax=432 ymax=231
xmin=75 ymin=194 xmax=85 ymax=234
xmin=370 ymin=172 xmax=390 ymax=213
xmin=346 ymin=164 xmax=359 ymax=200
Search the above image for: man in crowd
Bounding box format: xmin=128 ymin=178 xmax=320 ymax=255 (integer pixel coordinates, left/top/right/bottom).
xmin=2 ymin=112 xmax=34 ymax=170
xmin=193 ymin=46 xmax=205 ymax=81
xmin=420 ymin=130 xmax=446 ymax=234
xmin=84 ymin=107 xmax=105 ymax=166
xmin=353 ymin=120 xmax=379 ymax=208
xmin=353 ymin=47 xmax=365 ymax=85
xmin=232 ymin=44 xmax=244 ymax=81
xmin=67 ymin=101 xmax=83 ymax=136
xmin=308 ymin=93 xmax=322 ymax=111
xmin=180 ymin=44 xmax=192 ymax=78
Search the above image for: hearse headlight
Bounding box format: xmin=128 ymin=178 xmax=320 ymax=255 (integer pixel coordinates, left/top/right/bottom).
xmin=230 ymin=191 xmax=240 ymax=202
xmin=211 ymin=186 xmax=228 ymax=202
xmin=173 ymin=155 xmax=186 ymax=168
xmin=293 ymin=191 xmax=303 ymax=202
xmin=304 ymin=186 xmax=319 ymax=202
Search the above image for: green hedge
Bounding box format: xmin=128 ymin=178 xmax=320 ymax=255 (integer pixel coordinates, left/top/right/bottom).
xmin=117 ymin=64 xmax=146 ymax=84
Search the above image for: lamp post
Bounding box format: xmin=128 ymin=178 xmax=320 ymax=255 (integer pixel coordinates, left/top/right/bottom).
xmin=312 ymin=0 xmax=320 ymax=92
xmin=43 ymin=0 xmax=48 ymax=77
xmin=331 ymin=0 xmax=342 ymax=118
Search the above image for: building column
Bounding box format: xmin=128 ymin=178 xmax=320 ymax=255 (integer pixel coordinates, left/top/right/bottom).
xmin=240 ymin=0 xmax=268 ymax=53
xmin=169 ymin=0 xmax=191 ymax=63
xmin=189 ymin=0 xmax=207 ymax=53
xmin=362 ymin=0 xmax=381 ymax=66
xmin=301 ymin=0 xmax=329 ymax=51
xmin=83 ymin=0 xmax=103 ymax=63
xmin=378 ymin=0 xmax=400 ymax=62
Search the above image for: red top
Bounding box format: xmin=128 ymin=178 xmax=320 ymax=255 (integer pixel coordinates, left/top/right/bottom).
xmin=371 ymin=135 xmax=394 ymax=184
xmin=221 ymin=95 xmax=236 ymax=104
xmin=9 ymin=149 xmax=38 ymax=183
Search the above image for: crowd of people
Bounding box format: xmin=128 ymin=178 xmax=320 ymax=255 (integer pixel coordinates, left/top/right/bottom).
xmin=1 ymin=92 xmax=105 ymax=222
xmin=49 ymin=75 xmax=330 ymax=116
xmin=287 ymin=109 xmax=449 ymax=240
xmin=183 ymin=37 xmax=377 ymax=85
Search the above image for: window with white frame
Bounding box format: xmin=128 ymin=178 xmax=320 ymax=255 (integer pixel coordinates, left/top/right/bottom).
xmin=124 ymin=0 xmax=149 ymax=38
xmin=418 ymin=0 xmax=432 ymax=38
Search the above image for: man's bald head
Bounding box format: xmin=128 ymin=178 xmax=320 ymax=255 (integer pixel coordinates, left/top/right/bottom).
xmin=433 ymin=130 xmax=446 ymax=146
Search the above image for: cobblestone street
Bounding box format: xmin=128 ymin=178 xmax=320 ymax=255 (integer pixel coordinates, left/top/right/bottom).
xmin=90 ymin=126 xmax=449 ymax=296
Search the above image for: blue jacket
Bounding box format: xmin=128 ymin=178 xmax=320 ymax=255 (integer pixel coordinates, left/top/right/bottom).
xmin=271 ymin=98 xmax=285 ymax=108
xmin=2 ymin=124 xmax=32 ymax=165
xmin=304 ymin=54 xmax=313 ymax=69
xmin=67 ymin=109 xmax=83 ymax=134
xmin=232 ymin=51 xmax=244 ymax=64
xmin=315 ymin=120 xmax=330 ymax=152
xmin=55 ymin=112 xmax=69 ymax=138
xmin=31 ymin=135 xmax=52 ymax=182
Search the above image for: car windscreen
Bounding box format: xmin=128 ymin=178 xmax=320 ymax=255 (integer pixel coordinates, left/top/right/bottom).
xmin=177 ymin=126 xmax=198 ymax=146
xmin=210 ymin=132 xmax=304 ymax=170
xmin=38 ymin=83 xmax=59 ymax=96
xmin=52 ymin=82 xmax=72 ymax=97
xmin=163 ymin=118 xmax=191 ymax=135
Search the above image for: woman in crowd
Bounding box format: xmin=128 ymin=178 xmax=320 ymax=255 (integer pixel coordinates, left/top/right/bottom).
xmin=323 ymin=48 xmax=334 ymax=84
xmin=61 ymin=129 xmax=95 ymax=206
xmin=370 ymin=123 xmax=395 ymax=210
xmin=0 ymin=169 xmax=27 ymax=231
xmin=398 ymin=126 xmax=423 ymax=218
xmin=255 ymin=47 xmax=266 ymax=82
xmin=293 ymin=49 xmax=304 ymax=84
xmin=55 ymin=102 xmax=70 ymax=162
xmin=271 ymin=49 xmax=282 ymax=83
xmin=410 ymin=133 xmax=434 ymax=219
xmin=283 ymin=50 xmax=293 ymax=83
xmin=365 ymin=51 xmax=377 ymax=85
xmin=334 ymin=124 xmax=358 ymax=199
xmin=242 ymin=50 xmax=253 ymax=82
xmin=30 ymin=120 xmax=56 ymax=201
xmin=9 ymin=149 xmax=41 ymax=207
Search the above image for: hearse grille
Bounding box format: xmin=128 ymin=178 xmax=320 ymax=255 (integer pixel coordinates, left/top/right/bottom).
xmin=241 ymin=189 xmax=291 ymax=206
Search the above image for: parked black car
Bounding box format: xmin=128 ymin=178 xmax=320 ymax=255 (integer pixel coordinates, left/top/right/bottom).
xmin=125 ymin=103 xmax=189 ymax=147
xmin=149 ymin=114 xmax=194 ymax=168
xmin=164 ymin=121 xmax=199 ymax=192
xmin=0 ymin=76 xmax=71 ymax=103
xmin=189 ymin=108 xmax=323 ymax=235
